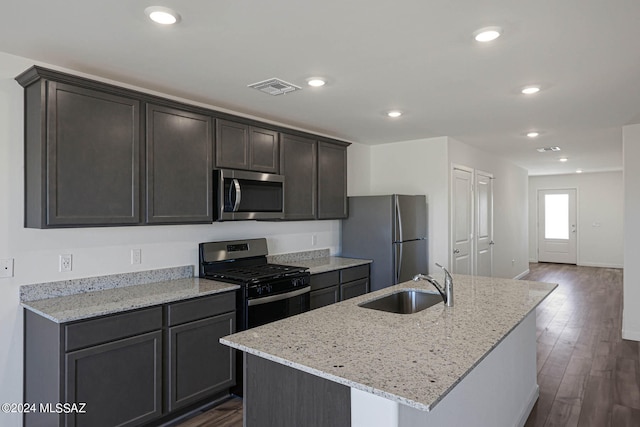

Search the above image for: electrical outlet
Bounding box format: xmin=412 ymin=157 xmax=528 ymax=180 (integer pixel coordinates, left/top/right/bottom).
xmin=0 ymin=258 xmax=14 ymax=278
xmin=59 ymin=254 xmax=72 ymax=272
xmin=131 ymin=249 xmax=142 ymax=265
xmin=311 ymin=234 xmax=317 ymax=246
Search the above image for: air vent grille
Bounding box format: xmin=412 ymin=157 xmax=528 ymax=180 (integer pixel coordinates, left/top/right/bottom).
xmin=248 ymin=78 xmax=301 ymax=96
xmin=536 ymin=146 xmax=561 ymax=152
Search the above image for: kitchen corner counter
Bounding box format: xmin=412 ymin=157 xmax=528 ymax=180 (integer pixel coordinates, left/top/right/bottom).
xmin=267 ymin=249 xmax=371 ymax=274
xmin=21 ymin=276 xmax=238 ymax=323
xmin=221 ymin=274 xmax=556 ymax=413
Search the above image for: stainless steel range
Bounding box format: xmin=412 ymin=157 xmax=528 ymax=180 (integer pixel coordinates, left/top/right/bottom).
xmin=199 ymin=238 xmax=310 ymax=396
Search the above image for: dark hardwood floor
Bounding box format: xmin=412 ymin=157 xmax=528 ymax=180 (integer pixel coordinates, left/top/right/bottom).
xmin=524 ymin=263 xmax=640 ymax=427
xmin=177 ymin=263 xmax=638 ymax=427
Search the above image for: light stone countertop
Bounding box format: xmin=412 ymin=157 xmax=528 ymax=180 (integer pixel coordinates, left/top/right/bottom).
xmin=267 ymin=249 xmax=371 ymax=275
xmin=275 ymin=256 xmax=372 ymax=275
xmin=221 ymin=274 xmax=556 ymax=411
xmin=22 ymin=278 xmax=239 ymax=323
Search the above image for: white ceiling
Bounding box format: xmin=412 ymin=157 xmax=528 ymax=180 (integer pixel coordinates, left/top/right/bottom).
xmin=2 ymin=0 xmax=639 ymax=175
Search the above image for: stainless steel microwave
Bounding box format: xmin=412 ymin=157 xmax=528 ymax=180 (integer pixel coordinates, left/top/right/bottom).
xmin=214 ymin=169 xmax=285 ymax=220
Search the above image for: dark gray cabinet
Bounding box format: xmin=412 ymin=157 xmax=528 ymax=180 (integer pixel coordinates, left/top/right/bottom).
xmin=310 ymin=271 xmax=340 ymax=310
xmin=21 ymin=78 xmax=141 ymax=228
xmin=23 ymin=292 xmax=236 ymax=427
xmin=280 ymin=133 xmax=317 ymax=220
xmin=65 ymin=331 xmax=163 ymax=427
xmin=215 ymin=119 xmax=279 ymax=173
xmin=146 ymin=104 xmax=213 ymax=224
xmin=17 ymin=66 xmax=350 ymax=227
xmin=309 ymin=264 xmax=370 ymax=310
xmin=340 ymin=264 xmax=370 ymax=300
xmin=166 ymin=293 xmax=236 ymax=411
xmin=317 ymin=141 xmax=348 ymax=219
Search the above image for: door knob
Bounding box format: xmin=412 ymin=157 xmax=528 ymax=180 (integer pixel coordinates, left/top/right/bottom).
xmin=489 ymin=240 xmax=495 ymax=245
xmin=453 ymin=249 xmax=460 ymax=254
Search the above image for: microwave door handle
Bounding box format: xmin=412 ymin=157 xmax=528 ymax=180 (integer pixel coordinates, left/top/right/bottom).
xmin=232 ymin=179 xmax=242 ymax=212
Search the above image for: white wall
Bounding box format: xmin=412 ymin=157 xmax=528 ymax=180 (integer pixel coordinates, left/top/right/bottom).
xmin=0 ymin=52 xmax=341 ymax=426
xmin=623 ymin=124 xmax=640 ymax=341
xmin=346 ymin=141 xmax=372 ymax=196
xmin=528 ymin=172 xmax=623 ymax=268
xmin=447 ymin=138 xmax=530 ymax=279
xmin=367 ymin=137 xmax=450 ymax=274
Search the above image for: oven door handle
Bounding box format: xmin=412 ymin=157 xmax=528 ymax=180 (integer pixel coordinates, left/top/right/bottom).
xmin=247 ymin=286 xmax=311 ymax=306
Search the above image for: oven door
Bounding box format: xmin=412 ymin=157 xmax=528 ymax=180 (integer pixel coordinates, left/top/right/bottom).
xmin=247 ymin=286 xmax=311 ymax=329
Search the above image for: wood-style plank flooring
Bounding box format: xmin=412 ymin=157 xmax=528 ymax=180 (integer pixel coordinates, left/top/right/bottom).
xmin=177 ymin=263 xmax=638 ymax=427
xmin=523 ymin=263 xmax=640 ymax=427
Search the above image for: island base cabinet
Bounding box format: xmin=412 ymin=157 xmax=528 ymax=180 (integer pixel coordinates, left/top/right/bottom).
xmin=65 ymin=331 xmax=163 ymax=427
xmin=244 ymin=353 xmax=350 ymax=427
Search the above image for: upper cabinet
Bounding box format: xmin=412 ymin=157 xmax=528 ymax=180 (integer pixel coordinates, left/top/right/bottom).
xmin=146 ymin=104 xmax=213 ymax=224
xmin=280 ymin=134 xmax=317 ymax=220
xmin=21 ymin=77 xmax=141 ymax=228
xmin=317 ymin=141 xmax=348 ymax=219
xmin=16 ymin=66 xmax=349 ymax=228
xmin=215 ymin=119 xmax=279 ymax=173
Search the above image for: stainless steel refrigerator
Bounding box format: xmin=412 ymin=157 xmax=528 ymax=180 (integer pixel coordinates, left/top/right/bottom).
xmin=341 ymin=195 xmax=428 ymax=292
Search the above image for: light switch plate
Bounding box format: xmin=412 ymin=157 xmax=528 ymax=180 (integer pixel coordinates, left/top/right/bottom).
xmin=0 ymin=258 xmax=14 ymax=278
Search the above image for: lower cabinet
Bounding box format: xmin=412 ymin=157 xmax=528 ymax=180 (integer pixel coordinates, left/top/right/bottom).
xmin=24 ymin=292 xmax=236 ymax=427
xmin=309 ymin=264 xmax=370 ymax=310
xmin=65 ymin=331 xmax=163 ymax=427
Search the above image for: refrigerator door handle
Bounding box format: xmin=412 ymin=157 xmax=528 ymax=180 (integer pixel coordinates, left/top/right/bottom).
xmin=395 ymin=243 xmax=403 ymax=283
xmin=395 ymin=196 xmax=403 ymax=243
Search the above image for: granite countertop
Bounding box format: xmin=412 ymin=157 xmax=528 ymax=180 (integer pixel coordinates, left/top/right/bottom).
xmin=267 ymin=249 xmax=371 ymax=275
xmin=22 ymin=277 xmax=239 ymax=323
xmin=221 ymin=274 xmax=556 ymax=411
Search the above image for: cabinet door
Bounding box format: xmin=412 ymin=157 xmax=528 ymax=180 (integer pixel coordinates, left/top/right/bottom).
xmin=317 ymin=141 xmax=348 ymax=219
xmin=46 ymin=82 xmax=141 ymax=226
xmin=146 ymin=104 xmax=213 ymax=224
xmin=340 ymin=278 xmax=369 ymax=301
xmin=249 ymin=127 xmax=279 ymax=173
xmin=310 ymin=286 xmax=340 ymax=310
xmin=280 ymin=134 xmax=317 ymax=220
xmin=167 ymin=312 xmax=235 ymax=411
xmin=215 ymin=119 xmax=249 ymax=170
xmin=65 ymin=331 xmax=162 ymax=427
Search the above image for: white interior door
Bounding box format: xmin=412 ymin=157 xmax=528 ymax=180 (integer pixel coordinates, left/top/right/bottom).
xmin=451 ymin=168 xmax=473 ymax=274
xmin=538 ymin=189 xmax=577 ymax=264
xmin=475 ymin=171 xmax=493 ymax=276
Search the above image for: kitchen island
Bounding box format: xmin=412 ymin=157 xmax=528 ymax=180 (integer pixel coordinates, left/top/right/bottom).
xmin=221 ymin=274 xmax=557 ymax=427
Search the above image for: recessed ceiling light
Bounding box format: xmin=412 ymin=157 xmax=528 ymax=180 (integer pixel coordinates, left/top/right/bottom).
xmin=473 ymin=27 xmax=502 ymax=42
xmin=576 ymin=169 xmax=583 ymax=174
xmin=145 ymin=6 xmax=181 ymax=25
xmin=526 ymin=132 xmax=540 ymax=138
xmin=559 ymin=157 xmax=568 ymax=162
xmin=521 ymin=86 xmax=541 ymax=95
xmin=307 ymin=78 xmax=326 ymax=87
xmin=387 ymin=111 xmax=402 ymax=118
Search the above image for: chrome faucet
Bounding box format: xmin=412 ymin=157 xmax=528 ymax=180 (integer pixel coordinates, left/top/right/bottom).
xmin=413 ymin=263 xmax=454 ymax=307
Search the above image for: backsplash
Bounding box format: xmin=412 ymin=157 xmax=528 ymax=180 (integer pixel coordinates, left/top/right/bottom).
xmin=267 ymin=248 xmax=330 ymax=264
xmin=20 ymin=265 xmax=193 ymax=302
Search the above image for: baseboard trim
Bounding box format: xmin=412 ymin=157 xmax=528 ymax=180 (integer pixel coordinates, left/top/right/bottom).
xmin=529 ymin=258 xmax=538 ymax=263
xmin=514 ymin=269 xmax=530 ymax=280
xmin=622 ymin=329 xmax=640 ymax=342
xmin=517 ymin=385 xmax=539 ymax=427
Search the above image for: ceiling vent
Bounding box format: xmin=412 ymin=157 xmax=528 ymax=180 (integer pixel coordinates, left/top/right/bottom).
xmin=248 ymin=78 xmax=301 ymax=96
xmin=536 ymin=146 xmax=561 ymax=152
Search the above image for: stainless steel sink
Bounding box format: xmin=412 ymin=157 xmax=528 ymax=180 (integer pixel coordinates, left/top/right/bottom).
xmin=358 ymin=290 xmax=443 ymax=314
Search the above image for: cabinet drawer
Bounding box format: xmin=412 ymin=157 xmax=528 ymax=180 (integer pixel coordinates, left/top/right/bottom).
xmin=340 ymin=278 xmax=369 ymax=301
xmin=340 ymin=264 xmax=369 ymax=283
xmin=65 ymin=307 xmax=162 ymax=352
xmin=310 ymin=286 xmax=340 ymax=310
xmin=310 ymin=271 xmax=340 ymax=291
xmin=166 ymin=292 xmax=236 ymax=326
